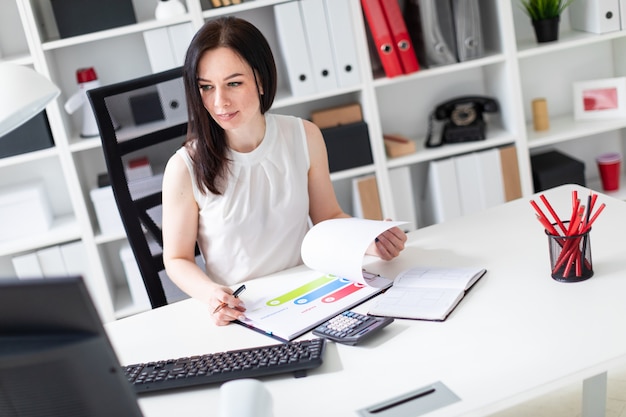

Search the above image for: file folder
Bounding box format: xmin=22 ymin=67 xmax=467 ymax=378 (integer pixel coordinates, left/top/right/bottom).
xmin=361 ymin=0 xmax=404 ymax=78
xmin=299 ymin=0 xmax=338 ymax=92
xmin=379 ymin=0 xmax=420 ymax=74
xmin=424 ymin=158 xmax=461 ymax=224
xmin=569 ymin=0 xmax=621 ymax=34
xmin=323 ymin=0 xmax=361 ymax=88
xmin=454 ymin=152 xmax=484 ymax=216
xmin=404 ymin=0 xmax=457 ymax=68
xmin=274 ymin=1 xmax=317 ymax=96
xmin=451 ymin=0 xmax=484 ymax=62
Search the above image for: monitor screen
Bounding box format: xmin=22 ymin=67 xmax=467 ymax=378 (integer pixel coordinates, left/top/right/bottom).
xmin=0 ymin=276 xmax=143 ymax=417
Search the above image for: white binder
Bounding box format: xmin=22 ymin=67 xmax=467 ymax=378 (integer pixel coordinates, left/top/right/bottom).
xmin=168 ymin=23 xmax=194 ymax=67
xmin=424 ymin=158 xmax=461 ymax=225
xmin=569 ymin=0 xmax=621 ymax=34
xmin=299 ymin=0 xmax=338 ymax=92
xmin=143 ymin=28 xmax=175 ymax=72
xmin=274 ymin=1 xmax=317 ymax=96
xmin=144 ymin=23 xmax=193 ymax=72
xmin=476 ymin=148 xmax=505 ymax=209
xmin=454 ymin=152 xmax=484 ymax=216
xmin=323 ymin=0 xmax=361 ymax=88
xmin=389 ymin=166 xmax=418 ymax=231
xmin=12 ymin=252 xmax=43 ymax=279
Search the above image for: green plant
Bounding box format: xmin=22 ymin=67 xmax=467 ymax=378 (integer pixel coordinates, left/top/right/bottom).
xmin=518 ymin=0 xmax=575 ymax=20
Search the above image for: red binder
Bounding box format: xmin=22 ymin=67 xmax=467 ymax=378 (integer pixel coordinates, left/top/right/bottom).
xmin=360 ymin=0 xmax=403 ymax=78
xmin=379 ymin=0 xmax=420 ymax=74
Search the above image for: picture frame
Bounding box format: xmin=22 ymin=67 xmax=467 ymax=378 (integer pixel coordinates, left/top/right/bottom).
xmin=573 ymin=77 xmax=626 ymax=120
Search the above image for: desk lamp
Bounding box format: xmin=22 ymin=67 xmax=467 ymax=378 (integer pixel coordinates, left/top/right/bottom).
xmin=0 ymin=63 xmax=60 ymax=137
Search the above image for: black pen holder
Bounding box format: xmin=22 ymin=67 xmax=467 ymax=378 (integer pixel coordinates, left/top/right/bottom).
xmin=546 ymin=221 xmax=593 ymax=282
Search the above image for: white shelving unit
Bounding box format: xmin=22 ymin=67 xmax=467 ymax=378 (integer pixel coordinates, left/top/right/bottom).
xmin=1 ymin=0 xmax=625 ymax=322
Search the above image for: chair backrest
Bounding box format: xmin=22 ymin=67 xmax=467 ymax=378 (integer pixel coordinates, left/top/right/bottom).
xmin=88 ymin=67 xmax=192 ymax=309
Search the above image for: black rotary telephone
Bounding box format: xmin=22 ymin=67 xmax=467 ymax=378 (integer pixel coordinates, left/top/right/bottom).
xmin=425 ymin=96 xmax=499 ymax=148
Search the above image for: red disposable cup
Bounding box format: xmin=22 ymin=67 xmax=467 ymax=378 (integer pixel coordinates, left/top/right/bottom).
xmin=596 ymin=152 xmax=621 ymax=191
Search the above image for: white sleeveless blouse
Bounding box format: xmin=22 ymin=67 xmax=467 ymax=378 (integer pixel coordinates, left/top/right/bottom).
xmin=176 ymin=113 xmax=311 ymax=286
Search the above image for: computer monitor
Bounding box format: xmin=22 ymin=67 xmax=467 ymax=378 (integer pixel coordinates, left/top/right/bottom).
xmin=0 ymin=276 xmax=143 ymax=417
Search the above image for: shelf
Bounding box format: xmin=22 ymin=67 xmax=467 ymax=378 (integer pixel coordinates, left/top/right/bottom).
xmin=68 ymin=136 xmax=103 ymax=153
xmin=0 ymin=147 xmax=59 ymax=169
xmin=201 ymin=0 xmax=291 ymax=18
xmin=386 ymin=127 xmax=516 ymax=168
xmin=517 ymin=29 xmax=626 ymax=59
xmin=330 ymin=164 xmax=377 ymax=182
xmin=372 ymin=52 xmax=507 ymax=89
xmin=41 ymin=15 xmax=193 ymax=51
xmin=527 ymin=115 xmax=626 ymax=149
xmin=0 ymin=214 xmax=80 ymax=257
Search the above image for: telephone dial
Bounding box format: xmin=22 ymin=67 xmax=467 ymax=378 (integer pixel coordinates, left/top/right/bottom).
xmin=425 ymin=96 xmax=499 ymax=148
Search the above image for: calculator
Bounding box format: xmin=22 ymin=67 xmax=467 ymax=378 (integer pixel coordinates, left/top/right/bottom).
xmin=312 ymin=311 xmax=394 ymax=345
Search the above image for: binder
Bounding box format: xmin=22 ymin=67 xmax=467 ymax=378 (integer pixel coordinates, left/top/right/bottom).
xmin=143 ymin=28 xmax=175 ymax=72
xmin=323 ymin=0 xmax=361 ymax=88
xmin=143 ymin=23 xmax=193 ymax=73
xmin=453 ymin=152 xmax=484 ymax=216
xmin=36 ymin=246 xmax=68 ymax=277
xmin=274 ymin=1 xmax=317 ymax=96
xmin=476 ymin=148 xmax=504 ymax=209
xmin=424 ymin=158 xmax=461 ymax=224
xmin=12 ymin=252 xmax=43 ymax=279
xmin=352 ymin=175 xmax=383 ymax=220
xmin=569 ymin=0 xmax=621 ymax=34
xmin=404 ymin=0 xmax=457 ymax=68
xmin=299 ymin=0 xmax=338 ymax=92
xmin=450 ymin=0 xmax=484 ymax=62
xmin=360 ymin=0 xmax=404 ymax=78
xmin=389 ymin=166 xmax=418 ymax=231
xmin=379 ymin=0 xmax=420 ymax=74
xmin=168 ymin=23 xmax=194 ymax=66
xmin=499 ymin=145 xmax=522 ymax=202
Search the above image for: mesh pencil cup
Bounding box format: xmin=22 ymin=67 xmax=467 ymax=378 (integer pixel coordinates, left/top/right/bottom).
xmin=546 ymin=222 xmax=593 ymax=282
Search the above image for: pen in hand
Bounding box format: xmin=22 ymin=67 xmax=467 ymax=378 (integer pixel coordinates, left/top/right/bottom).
xmin=212 ymin=284 xmax=246 ymax=315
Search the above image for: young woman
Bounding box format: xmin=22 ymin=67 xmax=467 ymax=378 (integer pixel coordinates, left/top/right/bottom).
xmin=162 ymin=17 xmax=406 ymax=326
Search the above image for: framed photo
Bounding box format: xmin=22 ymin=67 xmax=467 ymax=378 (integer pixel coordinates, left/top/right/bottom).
xmin=573 ymin=77 xmax=626 ymax=120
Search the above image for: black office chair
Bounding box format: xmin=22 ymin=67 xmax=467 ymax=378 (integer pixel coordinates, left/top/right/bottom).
xmin=88 ymin=67 xmax=195 ymax=309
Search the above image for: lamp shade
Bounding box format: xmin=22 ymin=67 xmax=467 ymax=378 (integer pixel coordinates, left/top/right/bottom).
xmin=0 ymin=63 xmax=60 ymax=138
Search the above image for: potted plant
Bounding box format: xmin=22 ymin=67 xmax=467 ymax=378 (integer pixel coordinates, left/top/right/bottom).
xmin=518 ymin=0 xmax=575 ymax=43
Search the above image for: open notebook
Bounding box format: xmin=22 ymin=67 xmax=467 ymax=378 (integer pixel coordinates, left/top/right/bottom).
xmin=237 ymin=218 xmax=405 ymax=342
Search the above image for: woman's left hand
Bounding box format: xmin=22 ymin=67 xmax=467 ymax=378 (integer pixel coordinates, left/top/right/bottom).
xmin=370 ymin=225 xmax=407 ymax=261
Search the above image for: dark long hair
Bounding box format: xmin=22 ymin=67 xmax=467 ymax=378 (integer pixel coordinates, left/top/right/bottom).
xmin=182 ymin=17 xmax=277 ymax=195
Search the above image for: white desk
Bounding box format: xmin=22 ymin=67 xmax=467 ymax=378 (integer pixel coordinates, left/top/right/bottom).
xmin=106 ymin=185 xmax=626 ymax=417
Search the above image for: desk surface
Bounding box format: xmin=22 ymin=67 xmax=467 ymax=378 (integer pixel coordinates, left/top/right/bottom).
xmin=106 ymin=185 xmax=626 ymax=417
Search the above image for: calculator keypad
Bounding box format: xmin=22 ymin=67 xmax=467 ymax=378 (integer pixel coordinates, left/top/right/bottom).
xmin=312 ymin=311 xmax=394 ymax=345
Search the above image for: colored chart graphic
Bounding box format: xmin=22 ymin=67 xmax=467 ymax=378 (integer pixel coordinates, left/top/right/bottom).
xmin=266 ymin=275 xmax=367 ymax=306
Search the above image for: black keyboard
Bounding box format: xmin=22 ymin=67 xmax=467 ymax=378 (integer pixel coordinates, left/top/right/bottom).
xmin=123 ymin=338 xmax=326 ymax=393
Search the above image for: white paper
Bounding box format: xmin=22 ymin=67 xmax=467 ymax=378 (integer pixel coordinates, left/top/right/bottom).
xmin=301 ymin=218 xmax=406 ymax=287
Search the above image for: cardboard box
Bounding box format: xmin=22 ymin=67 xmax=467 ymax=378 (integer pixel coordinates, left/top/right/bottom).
xmin=321 ymin=121 xmax=373 ymax=172
xmin=90 ymin=186 xmax=124 ymax=235
xmin=531 ymin=150 xmax=586 ymax=192
xmin=0 ymin=181 xmax=53 ymax=241
xmin=384 ymin=134 xmax=417 ymax=158
xmin=311 ymin=103 xmax=363 ymax=129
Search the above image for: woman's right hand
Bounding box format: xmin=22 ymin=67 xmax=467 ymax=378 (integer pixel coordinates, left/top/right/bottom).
xmin=209 ymin=286 xmax=247 ymax=326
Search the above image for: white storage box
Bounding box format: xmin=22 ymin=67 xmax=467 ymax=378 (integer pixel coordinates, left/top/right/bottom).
xmin=90 ymin=185 xmax=124 ymax=235
xmin=119 ymin=244 xmax=151 ymax=310
xmin=0 ymin=181 xmax=53 ymax=241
